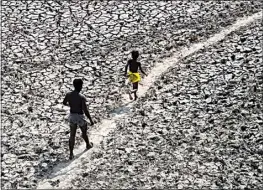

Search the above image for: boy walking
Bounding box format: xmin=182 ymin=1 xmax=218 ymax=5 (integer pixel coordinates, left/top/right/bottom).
xmin=124 ymin=50 xmax=147 ymax=100
xmin=63 ymin=79 xmax=94 ymax=160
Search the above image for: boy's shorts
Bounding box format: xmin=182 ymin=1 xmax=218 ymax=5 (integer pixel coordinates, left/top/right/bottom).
xmin=128 ymin=72 xmax=141 ymax=83
xmin=68 ymin=113 xmax=87 ymax=127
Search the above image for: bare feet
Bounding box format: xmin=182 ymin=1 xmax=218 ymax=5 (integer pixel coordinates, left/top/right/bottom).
xmin=69 ymin=154 xmax=74 ymax=160
xmin=129 ymin=93 xmax=133 ymax=100
xmin=86 ymin=142 xmax=93 ymax=150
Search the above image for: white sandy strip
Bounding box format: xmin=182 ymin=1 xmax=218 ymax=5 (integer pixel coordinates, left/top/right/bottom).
xmin=37 ymin=12 xmax=262 ymax=189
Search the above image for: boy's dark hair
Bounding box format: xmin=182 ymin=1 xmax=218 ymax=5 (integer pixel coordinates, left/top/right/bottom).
xmin=131 ymin=50 xmax=139 ymax=60
xmin=73 ymin=79 xmax=83 ymax=91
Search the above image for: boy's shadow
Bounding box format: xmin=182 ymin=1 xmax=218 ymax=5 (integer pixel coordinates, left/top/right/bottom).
xmin=112 ymin=102 xmax=133 ymax=115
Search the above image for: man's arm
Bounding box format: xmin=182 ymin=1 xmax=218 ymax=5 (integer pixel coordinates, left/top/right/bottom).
xmin=139 ymin=62 xmax=147 ymax=76
xmin=62 ymin=93 xmax=69 ymax=106
xmin=82 ymin=97 xmax=94 ymax=125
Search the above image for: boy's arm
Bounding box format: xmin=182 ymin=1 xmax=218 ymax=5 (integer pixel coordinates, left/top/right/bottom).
xmin=124 ymin=61 xmax=129 ymax=76
xmin=62 ymin=93 xmax=69 ymax=106
xmin=139 ymin=62 xmax=147 ymax=76
xmin=82 ymin=97 xmax=94 ymax=125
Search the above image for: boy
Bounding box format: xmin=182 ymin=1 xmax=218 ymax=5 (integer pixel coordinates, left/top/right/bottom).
xmin=63 ymin=79 xmax=94 ymax=160
xmin=124 ymin=50 xmax=147 ymax=100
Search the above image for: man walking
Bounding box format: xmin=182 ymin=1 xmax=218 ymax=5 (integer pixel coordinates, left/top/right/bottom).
xmin=63 ymin=79 xmax=94 ymax=160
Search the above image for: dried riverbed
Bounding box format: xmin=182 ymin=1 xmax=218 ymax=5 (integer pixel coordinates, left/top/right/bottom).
xmin=1 ymin=1 xmax=262 ymax=189
xmin=58 ymin=20 xmax=263 ymax=189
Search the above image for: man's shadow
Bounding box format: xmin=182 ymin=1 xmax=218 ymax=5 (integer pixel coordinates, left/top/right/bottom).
xmin=51 ymin=149 xmax=89 ymax=178
xmin=36 ymin=148 xmax=89 ymax=183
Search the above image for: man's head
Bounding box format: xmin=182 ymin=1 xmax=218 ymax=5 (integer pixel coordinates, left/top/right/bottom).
xmin=73 ymin=79 xmax=83 ymax=92
xmin=131 ymin=50 xmax=139 ymax=60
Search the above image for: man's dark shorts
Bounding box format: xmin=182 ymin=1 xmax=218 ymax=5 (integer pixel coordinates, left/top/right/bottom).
xmin=68 ymin=113 xmax=88 ymax=130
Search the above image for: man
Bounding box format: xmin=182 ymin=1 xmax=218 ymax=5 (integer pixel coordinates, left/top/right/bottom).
xmin=63 ymin=79 xmax=94 ymax=160
xmin=124 ymin=50 xmax=147 ymax=100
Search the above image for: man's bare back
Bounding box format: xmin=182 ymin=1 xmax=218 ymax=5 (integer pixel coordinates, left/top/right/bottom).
xmin=64 ymin=91 xmax=86 ymax=114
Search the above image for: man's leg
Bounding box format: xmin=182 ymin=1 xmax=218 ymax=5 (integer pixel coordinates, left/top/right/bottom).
xmin=80 ymin=123 xmax=93 ymax=150
xmin=69 ymin=123 xmax=77 ymax=160
xmin=133 ymin=82 xmax=138 ymax=100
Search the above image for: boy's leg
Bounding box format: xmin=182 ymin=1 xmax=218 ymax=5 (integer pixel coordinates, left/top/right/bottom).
xmin=80 ymin=123 xmax=93 ymax=150
xmin=128 ymin=92 xmax=133 ymax=100
xmin=133 ymin=82 xmax=138 ymax=100
xmin=126 ymin=78 xmax=133 ymax=100
xmin=128 ymin=87 xmax=133 ymax=100
xmin=69 ymin=123 xmax=77 ymax=159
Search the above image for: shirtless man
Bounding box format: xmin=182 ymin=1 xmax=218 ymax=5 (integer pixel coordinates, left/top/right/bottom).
xmin=124 ymin=50 xmax=147 ymax=100
xmin=63 ymin=79 xmax=94 ymax=160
